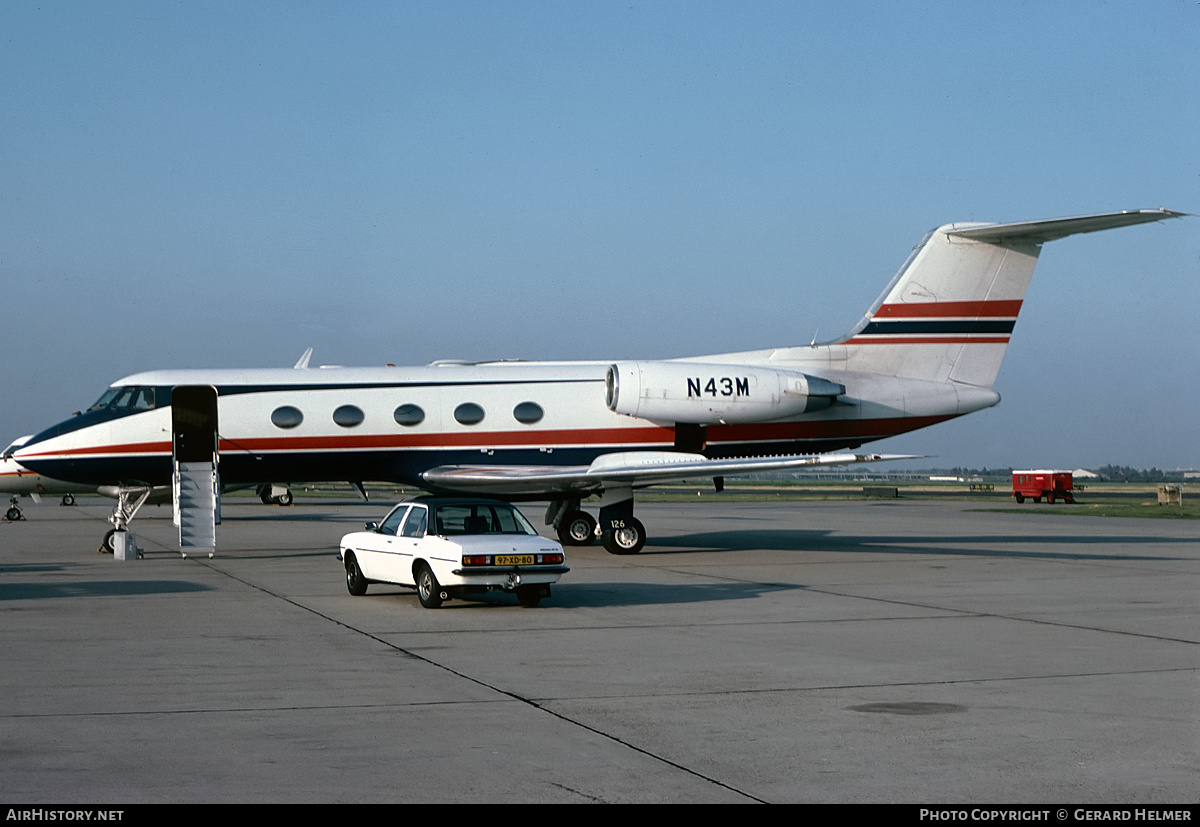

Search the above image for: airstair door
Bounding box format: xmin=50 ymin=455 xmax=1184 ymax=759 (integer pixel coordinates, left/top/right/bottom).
xmin=172 ymin=385 xmax=219 ymax=556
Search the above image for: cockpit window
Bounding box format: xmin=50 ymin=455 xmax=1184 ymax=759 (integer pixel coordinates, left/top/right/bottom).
xmin=88 ymin=386 xmax=158 ymax=412
xmin=132 ymin=387 xmax=155 ymax=410
xmin=89 ymin=388 xmax=122 ymax=410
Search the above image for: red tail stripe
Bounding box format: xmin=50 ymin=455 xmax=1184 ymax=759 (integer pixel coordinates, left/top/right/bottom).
xmin=873 ymin=300 xmax=1023 ymax=319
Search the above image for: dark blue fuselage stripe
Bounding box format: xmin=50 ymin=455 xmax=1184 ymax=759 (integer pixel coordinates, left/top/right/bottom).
xmin=212 ymin=378 xmax=603 ymax=396
xmin=860 ymin=320 xmax=1016 ymax=335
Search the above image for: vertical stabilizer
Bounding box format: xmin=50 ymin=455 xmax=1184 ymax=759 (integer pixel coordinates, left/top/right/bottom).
xmin=838 ymin=209 xmax=1182 ymax=387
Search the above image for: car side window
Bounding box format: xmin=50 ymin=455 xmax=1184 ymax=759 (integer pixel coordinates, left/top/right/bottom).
xmin=379 ymin=506 xmax=408 ymax=536
xmin=401 ymin=507 xmax=427 ymax=538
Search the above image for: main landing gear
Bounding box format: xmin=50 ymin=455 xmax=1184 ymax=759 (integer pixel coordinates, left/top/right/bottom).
xmin=547 ymin=489 xmax=647 ymax=555
xmin=257 ymin=484 xmax=293 ymax=506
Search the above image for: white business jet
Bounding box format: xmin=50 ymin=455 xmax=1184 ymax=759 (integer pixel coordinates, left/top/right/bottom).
xmin=15 ymin=209 xmax=1183 ymax=553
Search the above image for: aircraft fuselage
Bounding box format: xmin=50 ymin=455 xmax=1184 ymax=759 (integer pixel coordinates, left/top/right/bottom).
xmin=16 ymin=356 xmax=992 ymax=489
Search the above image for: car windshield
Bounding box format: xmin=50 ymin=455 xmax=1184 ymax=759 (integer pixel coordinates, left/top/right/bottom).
xmin=433 ymin=503 xmax=538 ymax=536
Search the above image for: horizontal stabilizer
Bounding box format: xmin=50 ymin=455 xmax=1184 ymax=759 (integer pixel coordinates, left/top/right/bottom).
xmin=421 ymin=451 xmax=919 ymax=496
xmin=946 ymin=209 xmax=1184 ymax=244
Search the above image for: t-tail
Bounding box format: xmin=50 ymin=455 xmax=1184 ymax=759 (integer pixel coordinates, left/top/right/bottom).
xmin=836 ymin=209 xmax=1184 ymax=388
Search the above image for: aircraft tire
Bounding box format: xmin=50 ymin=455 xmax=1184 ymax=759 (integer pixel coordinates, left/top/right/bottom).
xmin=345 ymin=554 xmax=368 ymax=596
xmin=6 ymin=506 xmax=21 ymax=521
xmin=416 ymin=564 xmax=444 ymax=609
xmin=602 ymin=517 xmax=646 ymax=555
xmin=62 ymin=494 xmax=75 ymax=506
xmin=274 ymin=490 xmax=294 ymax=506
xmin=558 ymin=511 xmax=596 ymax=546
xmin=101 ymin=529 xmax=116 ymax=554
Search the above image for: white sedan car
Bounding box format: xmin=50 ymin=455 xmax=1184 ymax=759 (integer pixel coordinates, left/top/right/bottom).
xmin=338 ymin=497 xmax=569 ymax=608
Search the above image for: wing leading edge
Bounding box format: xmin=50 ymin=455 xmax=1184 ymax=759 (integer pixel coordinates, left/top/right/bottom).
xmin=420 ymin=451 xmax=919 ymax=496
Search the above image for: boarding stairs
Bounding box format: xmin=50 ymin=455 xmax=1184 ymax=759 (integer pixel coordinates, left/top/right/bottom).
xmin=174 ymin=461 xmax=219 ymax=557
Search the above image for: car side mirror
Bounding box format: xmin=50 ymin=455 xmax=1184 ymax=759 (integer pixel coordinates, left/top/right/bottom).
xmin=365 ymin=521 xmax=380 ymax=532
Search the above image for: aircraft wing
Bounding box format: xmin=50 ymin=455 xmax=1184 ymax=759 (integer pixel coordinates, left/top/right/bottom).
xmin=420 ymin=451 xmax=918 ymax=496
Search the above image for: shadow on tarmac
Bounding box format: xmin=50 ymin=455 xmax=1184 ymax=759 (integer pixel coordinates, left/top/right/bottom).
xmin=647 ymin=529 xmax=1191 ymax=561
xmin=359 ymin=579 xmax=807 ymax=609
xmin=0 ymin=580 xmax=214 ymax=600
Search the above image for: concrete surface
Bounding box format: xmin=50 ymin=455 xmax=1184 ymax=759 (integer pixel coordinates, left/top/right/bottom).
xmin=0 ymin=497 xmax=1196 ymax=803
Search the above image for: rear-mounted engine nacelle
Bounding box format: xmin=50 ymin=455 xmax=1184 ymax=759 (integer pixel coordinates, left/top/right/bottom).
xmin=605 ymin=361 xmax=845 ymax=424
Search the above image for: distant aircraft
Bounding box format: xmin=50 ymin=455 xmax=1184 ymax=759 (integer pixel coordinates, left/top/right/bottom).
xmin=2 ymin=436 xmax=97 ymax=518
xmin=16 ymin=209 xmax=1183 ymax=552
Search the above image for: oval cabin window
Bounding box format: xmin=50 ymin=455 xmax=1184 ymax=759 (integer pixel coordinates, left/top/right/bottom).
xmin=393 ymin=404 xmax=425 ymax=426
xmin=271 ymin=406 xmax=304 ymax=429
xmin=513 ymin=402 xmax=544 ymax=424
xmin=453 ymin=403 xmax=485 ymax=425
xmin=333 ymin=405 xmax=364 ymax=428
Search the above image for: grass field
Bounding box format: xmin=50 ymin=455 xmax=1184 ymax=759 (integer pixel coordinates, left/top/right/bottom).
xmin=622 ymin=480 xmax=1199 ymax=519
xmin=972 ymin=501 xmax=1200 ymax=520
xmin=90 ymin=479 xmax=1197 ymax=521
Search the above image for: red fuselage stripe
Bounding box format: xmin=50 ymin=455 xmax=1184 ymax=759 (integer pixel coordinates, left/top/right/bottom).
xmin=23 ymin=415 xmax=956 ymax=459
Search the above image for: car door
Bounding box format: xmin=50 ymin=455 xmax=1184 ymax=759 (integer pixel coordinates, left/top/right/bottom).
xmin=394 ymin=504 xmax=430 ymax=584
xmin=355 ymin=504 xmax=409 ymax=583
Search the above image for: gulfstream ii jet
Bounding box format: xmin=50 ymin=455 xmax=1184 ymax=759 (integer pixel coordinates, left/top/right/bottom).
xmin=16 ymin=209 xmax=1183 ymax=554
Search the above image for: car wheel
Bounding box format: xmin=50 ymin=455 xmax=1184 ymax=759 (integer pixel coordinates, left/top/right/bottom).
xmin=345 ymin=554 xmax=368 ymax=596
xmin=516 ymin=585 xmax=544 ymax=608
xmin=602 ymin=517 xmax=645 ymax=555
xmin=558 ymin=510 xmax=596 ymax=546
xmin=416 ymin=564 xmax=444 ymax=609
xmin=1014 ymin=494 xmax=1024 ymax=504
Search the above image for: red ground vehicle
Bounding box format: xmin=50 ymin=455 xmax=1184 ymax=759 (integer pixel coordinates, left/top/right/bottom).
xmin=1012 ymin=470 xmax=1075 ymax=504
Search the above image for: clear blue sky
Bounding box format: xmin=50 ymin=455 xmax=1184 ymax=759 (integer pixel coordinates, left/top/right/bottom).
xmin=2 ymin=1 xmax=1196 ymax=470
